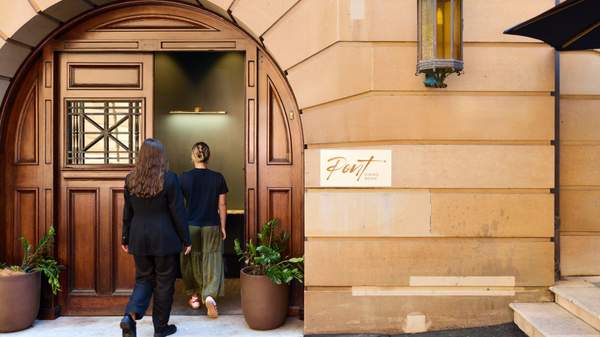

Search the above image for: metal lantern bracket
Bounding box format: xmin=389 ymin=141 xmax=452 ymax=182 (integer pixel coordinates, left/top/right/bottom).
xmin=416 ymin=0 xmax=464 ymax=88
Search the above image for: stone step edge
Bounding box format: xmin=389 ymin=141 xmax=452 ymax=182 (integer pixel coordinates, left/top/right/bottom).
xmin=510 ymin=302 xmax=600 ymax=337
xmin=551 ymin=286 xmax=600 ymax=331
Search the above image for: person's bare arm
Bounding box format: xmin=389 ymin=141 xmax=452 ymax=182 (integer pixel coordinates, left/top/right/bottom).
xmin=219 ymin=193 xmax=227 ymax=240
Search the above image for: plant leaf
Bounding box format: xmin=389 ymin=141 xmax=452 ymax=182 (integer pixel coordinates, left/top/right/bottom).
xmin=234 ymin=218 xmax=303 ymax=284
xmin=287 ymin=257 xmax=304 ymax=264
xmin=18 ymin=226 xmax=61 ymax=295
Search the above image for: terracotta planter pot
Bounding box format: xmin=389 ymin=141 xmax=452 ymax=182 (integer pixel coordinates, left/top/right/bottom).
xmin=240 ymin=267 xmax=289 ymax=330
xmin=0 ymin=271 xmax=41 ymax=332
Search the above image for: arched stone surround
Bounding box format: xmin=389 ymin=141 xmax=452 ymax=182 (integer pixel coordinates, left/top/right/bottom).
xmin=0 ymin=0 xmax=307 ymax=318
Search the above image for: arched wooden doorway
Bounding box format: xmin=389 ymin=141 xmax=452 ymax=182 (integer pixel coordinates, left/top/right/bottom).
xmin=1 ymin=1 xmax=304 ymax=316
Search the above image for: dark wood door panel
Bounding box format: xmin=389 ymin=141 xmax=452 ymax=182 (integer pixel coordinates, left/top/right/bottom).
xmin=67 ymin=188 xmax=99 ymax=296
xmin=245 ymin=46 xmax=259 ymax=244
xmin=266 ymin=78 xmax=292 ymax=165
xmin=65 ymin=295 xmax=129 ymax=316
xmin=14 ymin=82 xmax=38 ymax=165
xmin=14 ymin=188 xmax=39 ymax=250
xmin=256 ymin=51 xmax=304 ymax=312
xmin=59 ymin=177 xmax=133 ymax=312
xmin=1 ymin=56 xmax=57 ymax=317
xmin=2 ymin=59 xmax=54 ymax=263
xmin=257 ymin=52 xmax=303 ymax=255
xmin=111 ymin=188 xmax=135 ymax=295
xmin=267 ymin=188 xmax=293 ymax=247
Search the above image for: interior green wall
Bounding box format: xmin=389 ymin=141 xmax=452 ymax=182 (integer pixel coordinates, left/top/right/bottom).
xmin=154 ymin=52 xmax=245 ymax=210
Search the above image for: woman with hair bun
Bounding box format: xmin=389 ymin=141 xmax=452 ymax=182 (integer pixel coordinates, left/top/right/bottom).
xmin=179 ymin=141 xmax=228 ymax=319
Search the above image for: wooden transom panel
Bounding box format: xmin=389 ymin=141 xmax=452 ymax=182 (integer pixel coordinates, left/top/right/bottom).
xmin=68 ymin=63 xmax=143 ymax=89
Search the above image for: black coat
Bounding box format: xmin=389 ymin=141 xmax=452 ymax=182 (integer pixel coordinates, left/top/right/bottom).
xmin=122 ymin=171 xmax=191 ymax=256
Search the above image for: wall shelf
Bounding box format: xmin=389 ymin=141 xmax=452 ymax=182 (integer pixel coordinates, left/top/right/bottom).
xmin=169 ymin=110 xmax=227 ymax=114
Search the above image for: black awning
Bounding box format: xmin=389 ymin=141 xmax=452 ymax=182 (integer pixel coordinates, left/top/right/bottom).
xmin=504 ymin=0 xmax=600 ymax=51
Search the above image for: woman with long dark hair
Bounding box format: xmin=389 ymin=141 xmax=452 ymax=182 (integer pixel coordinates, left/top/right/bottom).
xmin=120 ymin=139 xmax=191 ymax=337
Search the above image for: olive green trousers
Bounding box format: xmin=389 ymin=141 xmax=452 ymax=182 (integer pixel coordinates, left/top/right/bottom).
xmin=180 ymin=226 xmax=224 ymax=302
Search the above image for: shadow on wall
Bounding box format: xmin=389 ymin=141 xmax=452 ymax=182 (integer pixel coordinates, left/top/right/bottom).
xmin=154 ymin=51 xmax=245 ymax=210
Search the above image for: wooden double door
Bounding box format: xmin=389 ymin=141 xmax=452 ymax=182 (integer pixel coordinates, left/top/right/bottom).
xmin=2 ymin=49 xmax=303 ymax=315
xmin=57 ymin=51 xmax=303 ymax=314
xmin=1 ymin=2 xmax=304 ymax=316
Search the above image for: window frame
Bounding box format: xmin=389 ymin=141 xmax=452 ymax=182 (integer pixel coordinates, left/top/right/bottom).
xmin=63 ymin=97 xmax=146 ymax=169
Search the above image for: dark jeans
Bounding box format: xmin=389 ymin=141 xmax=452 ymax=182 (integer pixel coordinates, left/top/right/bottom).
xmin=125 ymin=254 xmax=178 ymax=331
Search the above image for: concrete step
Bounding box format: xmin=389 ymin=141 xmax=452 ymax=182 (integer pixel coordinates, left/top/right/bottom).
xmin=510 ymin=302 xmax=600 ymax=337
xmin=551 ymin=282 xmax=600 ymax=331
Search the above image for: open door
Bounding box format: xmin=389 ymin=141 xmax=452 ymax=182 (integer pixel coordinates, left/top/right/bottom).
xmin=57 ymin=52 xmax=153 ymax=314
xmin=255 ymin=51 xmax=304 ymax=311
xmin=1 ymin=58 xmax=57 ymax=317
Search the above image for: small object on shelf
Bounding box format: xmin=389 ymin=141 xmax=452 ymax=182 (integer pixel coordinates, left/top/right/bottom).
xmin=169 ymin=110 xmax=227 ymax=114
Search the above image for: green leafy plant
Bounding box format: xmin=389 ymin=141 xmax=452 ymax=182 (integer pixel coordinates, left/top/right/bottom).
xmin=234 ymin=219 xmax=304 ymax=285
xmin=0 ymin=226 xmax=61 ymax=295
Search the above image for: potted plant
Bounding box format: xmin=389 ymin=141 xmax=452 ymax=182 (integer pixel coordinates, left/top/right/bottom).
xmin=0 ymin=226 xmax=61 ymax=332
xmin=234 ymin=219 xmax=303 ymax=330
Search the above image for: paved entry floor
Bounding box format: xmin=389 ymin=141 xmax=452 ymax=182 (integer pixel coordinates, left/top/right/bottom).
xmin=3 ymin=279 xmax=302 ymax=337
xmin=173 ymin=278 xmax=242 ymax=315
xmin=2 ymin=316 xmax=303 ymax=337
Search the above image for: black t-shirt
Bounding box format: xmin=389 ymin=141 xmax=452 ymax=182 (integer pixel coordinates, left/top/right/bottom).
xmin=180 ymin=168 xmax=228 ymax=227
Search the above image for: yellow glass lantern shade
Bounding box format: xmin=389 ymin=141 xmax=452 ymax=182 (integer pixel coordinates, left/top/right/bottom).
xmin=417 ymin=0 xmax=463 ymax=88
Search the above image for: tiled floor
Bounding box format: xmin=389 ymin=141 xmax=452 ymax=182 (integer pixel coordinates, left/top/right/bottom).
xmin=2 ymin=316 xmax=304 ymax=337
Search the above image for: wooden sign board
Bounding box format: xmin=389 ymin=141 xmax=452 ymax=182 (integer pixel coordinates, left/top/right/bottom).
xmin=320 ymin=149 xmax=392 ymax=187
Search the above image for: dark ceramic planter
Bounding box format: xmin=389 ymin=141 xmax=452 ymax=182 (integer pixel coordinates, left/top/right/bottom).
xmin=0 ymin=271 xmax=41 ymax=332
xmin=240 ymin=267 xmax=289 ymax=330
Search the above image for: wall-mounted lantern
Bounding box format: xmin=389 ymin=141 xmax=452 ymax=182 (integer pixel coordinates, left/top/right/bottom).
xmin=417 ymin=0 xmax=463 ymax=88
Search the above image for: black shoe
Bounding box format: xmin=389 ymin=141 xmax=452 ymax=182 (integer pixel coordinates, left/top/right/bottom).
xmin=120 ymin=314 xmax=137 ymax=337
xmin=154 ymin=324 xmax=177 ymax=337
